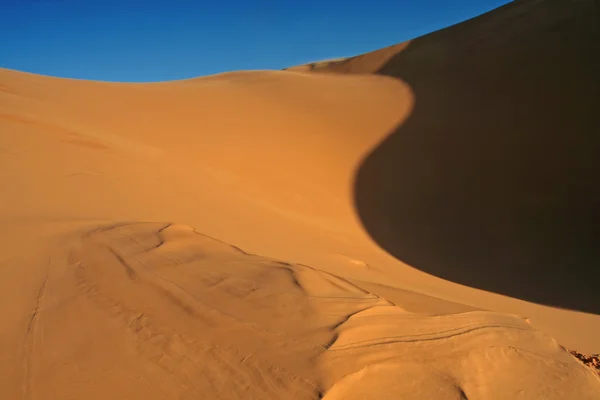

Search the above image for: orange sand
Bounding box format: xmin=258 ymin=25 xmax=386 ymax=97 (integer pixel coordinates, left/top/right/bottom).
xmin=1 ymin=0 xmax=599 ymax=398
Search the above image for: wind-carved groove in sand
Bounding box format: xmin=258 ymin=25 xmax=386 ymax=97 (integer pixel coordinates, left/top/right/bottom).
xmin=138 ymin=250 xmax=350 ymax=354
xmin=73 ymin=255 xmax=213 ymax=397
xmin=153 ymin=223 xmax=173 ymax=250
xmin=68 ymin=221 xmax=600 ymax=399
xmin=328 ymin=321 xmax=537 ymax=351
xmin=75 ymin=261 xmax=319 ymax=397
xmin=74 ymin=223 xmax=322 ymax=398
xmin=105 ymin=245 xmax=138 ymax=280
xmin=22 ymin=259 xmax=49 ymax=400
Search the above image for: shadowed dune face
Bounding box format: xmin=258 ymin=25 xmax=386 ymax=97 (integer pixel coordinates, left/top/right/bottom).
xmin=353 ymin=0 xmax=600 ymax=313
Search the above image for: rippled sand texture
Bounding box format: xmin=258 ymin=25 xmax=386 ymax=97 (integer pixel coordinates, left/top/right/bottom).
xmin=2 ymin=223 xmax=598 ymax=399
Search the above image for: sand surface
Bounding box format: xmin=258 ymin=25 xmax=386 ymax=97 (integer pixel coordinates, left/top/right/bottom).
xmin=1 ymin=0 xmax=599 ymax=398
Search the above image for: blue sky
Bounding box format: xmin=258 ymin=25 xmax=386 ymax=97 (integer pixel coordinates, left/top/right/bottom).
xmin=1 ymin=0 xmax=511 ymax=82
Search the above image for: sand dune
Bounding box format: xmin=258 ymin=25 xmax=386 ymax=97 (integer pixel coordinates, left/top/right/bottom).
xmin=1 ymin=0 xmax=599 ymax=398
xmin=318 ymin=0 xmax=600 ymax=316
xmin=3 ymin=222 xmax=598 ymax=399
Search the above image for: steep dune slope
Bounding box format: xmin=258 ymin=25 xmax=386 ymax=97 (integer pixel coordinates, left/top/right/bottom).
xmin=1 ymin=0 xmax=600 ymax=398
xmin=315 ymin=0 xmax=600 ymax=314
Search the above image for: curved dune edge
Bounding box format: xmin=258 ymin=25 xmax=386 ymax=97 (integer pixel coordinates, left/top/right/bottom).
xmin=1 ymin=222 xmax=598 ymax=399
xmin=293 ymin=0 xmax=600 ymax=351
xmin=2 ymin=60 xmax=597 ymax=356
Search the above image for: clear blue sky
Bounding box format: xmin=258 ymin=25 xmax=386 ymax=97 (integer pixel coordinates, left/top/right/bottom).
xmin=1 ymin=0 xmax=511 ymax=82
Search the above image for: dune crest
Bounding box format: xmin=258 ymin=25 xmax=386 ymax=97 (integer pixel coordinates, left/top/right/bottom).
xmin=311 ymin=0 xmax=600 ymax=316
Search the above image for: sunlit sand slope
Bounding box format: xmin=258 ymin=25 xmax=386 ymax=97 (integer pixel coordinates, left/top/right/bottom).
xmin=1 ymin=222 xmax=598 ymax=399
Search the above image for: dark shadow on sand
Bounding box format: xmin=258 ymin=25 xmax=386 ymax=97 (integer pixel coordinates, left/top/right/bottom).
xmin=354 ymin=0 xmax=600 ymax=313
